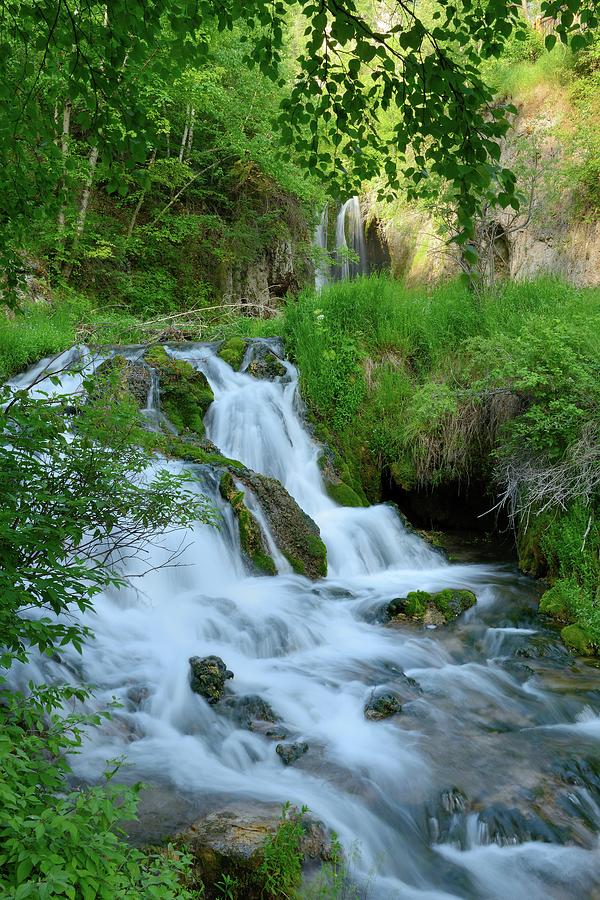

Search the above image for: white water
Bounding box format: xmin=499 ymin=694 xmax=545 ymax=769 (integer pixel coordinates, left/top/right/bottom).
xmin=314 ymin=206 xmax=330 ymax=291
xmin=335 ymin=197 xmax=369 ymax=280
xmin=11 ymin=342 xmax=600 ymax=898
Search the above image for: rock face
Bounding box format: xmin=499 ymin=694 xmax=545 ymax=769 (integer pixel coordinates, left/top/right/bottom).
xmin=219 ymin=694 xmax=280 ymax=730
xmin=275 ymin=741 xmax=309 ymax=765
xmin=219 ymin=472 xmax=276 ymax=575
xmin=144 ymin=345 xmax=214 ymax=435
xmin=386 ymin=589 xmax=477 ymax=626
xmin=189 ymin=655 xmax=234 ymax=704
xmin=364 ymin=691 xmax=402 ymax=721
xmin=235 ymin=470 xmax=327 ymax=579
xmin=179 ymin=804 xmax=331 ymax=899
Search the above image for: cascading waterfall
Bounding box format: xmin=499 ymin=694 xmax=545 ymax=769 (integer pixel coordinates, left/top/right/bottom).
xmin=10 ymin=341 xmax=600 ymax=900
xmin=313 ymin=205 xmax=330 ymax=291
xmin=335 ymin=197 xmax=369 ymax=280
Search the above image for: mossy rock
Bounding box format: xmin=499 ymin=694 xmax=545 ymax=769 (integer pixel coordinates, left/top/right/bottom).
xmin=386 ymin=588 xmax=476 ymax=626
xmin=324 ymin=480 xmax=366 ymax=507
xmin=539 ymin=579 xmax=581 ymax=624
xmin=220 ymin=472 xmax=276 ymax=576
xmin=145 ymin=345 xmax=214 ymax=436
xmin=218 ymin=337 xmax=247 ymax=371
xmin=92 ymin=354 xmax=151 ymax=409
xmin=246 ymin=351 xmax=286 ymax=380
xmin=561 ymin=625 xmax=597 ymax=656
xmin=235 ymin=470 xmax=327 ymax=579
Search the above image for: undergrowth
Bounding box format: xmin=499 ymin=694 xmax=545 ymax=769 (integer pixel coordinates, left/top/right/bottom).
xmin=283 ymin=275 xmax=600 ymax=650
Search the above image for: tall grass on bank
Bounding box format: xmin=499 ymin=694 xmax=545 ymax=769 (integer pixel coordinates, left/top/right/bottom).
xmin=283 ymin=275 xmax=600 ymax=651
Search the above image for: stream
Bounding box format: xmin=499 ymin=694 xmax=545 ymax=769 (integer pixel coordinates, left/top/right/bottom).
xmin=10 ymin=341 xmax=600 ymax=899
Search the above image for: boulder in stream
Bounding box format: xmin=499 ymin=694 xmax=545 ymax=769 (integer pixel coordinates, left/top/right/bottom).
xmin=218 ymin=337 xmax=247 ymax=370
xmin=219 ymin=693 xmax=280 ymax=730
xmin=189 ymin=655 xmax=234 ymax=704
xmin=144 ymin=345 xmax=214 ymax=435
xmin=276 ymin=741 xmax=309 ymax=765
xmin=234 ymin=469 xmax=327 ymax=579
xmin=178 ymin=803 xmax=332 ymax=898
xmin=386 ymin=588 xmax=477 ymax=627
xmin=364 ymin=691 xmax=402 ymax=720
xmin=92 ymin=354 xmax=152 ymax=409
xmin=246 ymin=350 xmax=287 ymax=380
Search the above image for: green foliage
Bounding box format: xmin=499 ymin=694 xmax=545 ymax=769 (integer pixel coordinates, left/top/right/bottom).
xmin=258 ymin=802 xmax=306 ymax=899
xmin=0 ymin=376 xmax=216 ymax=896
xmin=405 ymin=591 xmax=430 ymax=618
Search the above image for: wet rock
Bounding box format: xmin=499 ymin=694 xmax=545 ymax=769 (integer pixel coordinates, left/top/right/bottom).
xmin=219 ymin=472 xmax=276 ymax=576
xmin=427 ymin=788 xmax=470 ymax=844
xmin=218 ymin=337 xmax=247 ymax=371
xmin=219 ymin=694 xmax=279 ymax=730
xmin=179 ymin=803 xmax=332 ymax=898
xmin=93 ymin=354 xmax=151 ymax=408
xmin=364 ymin=691 xmax=402 ymax=720
xmin=234 ymin=469 xmax=327 ymax=579
xmin=246 ymin=350 xmax=286 ymax=380
xmin=385 ymin=589 xmax=477 ymax=626
xmin=276 ymin=741 xmax=309 ymax=765
xmin=249 ymin=720 xmax=288 ymax=741
xmin=189 ymin=655 xmax=234 ymax=704
xmin=144 ymin=345 xmax=214 ymax=436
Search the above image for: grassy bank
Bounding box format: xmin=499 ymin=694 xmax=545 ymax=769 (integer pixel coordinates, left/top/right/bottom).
xmin=281 ymin=275 xmax=600 ymax=651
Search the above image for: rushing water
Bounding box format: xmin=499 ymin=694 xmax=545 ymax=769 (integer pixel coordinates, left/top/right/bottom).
xmin=335 ymin=197 xmax=369 ymax=281
xmin=11 ymin=342 xmax=600 ymax=899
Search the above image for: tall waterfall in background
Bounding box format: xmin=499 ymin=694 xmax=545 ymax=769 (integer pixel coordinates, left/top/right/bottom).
xmin=335 ymin=196 xmax=368 ymax=280
xmin=314 ymin=206 xmax=329 ymax=291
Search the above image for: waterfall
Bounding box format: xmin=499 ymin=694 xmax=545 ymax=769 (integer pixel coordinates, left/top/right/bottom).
xmin=313 ymin=206 xmax=329 ymax=291
xmin=335 ymin=197 xmax=368 ymax=280
xmin=11 ymin=341 xmax=600 ymax=899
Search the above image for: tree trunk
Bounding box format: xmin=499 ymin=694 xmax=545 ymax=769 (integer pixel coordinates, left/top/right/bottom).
xmin=178 ymin=105 xmax=190 ymax=163
xmin=127 ymin=148 xmax=157 ymax=239
xmin=186 ymin=107 xmax=196 ymax=157
xmin=62 ymin=145 xmax=99 ymax=280
xmin=57 ymin=99 xmax=72 ymax=233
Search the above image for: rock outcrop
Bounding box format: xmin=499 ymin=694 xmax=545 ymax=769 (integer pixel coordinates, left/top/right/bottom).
xmin=219 ymin=472 xmax=276 ymax=575
xmin=145 ymin=345 xmax=214 ymax=435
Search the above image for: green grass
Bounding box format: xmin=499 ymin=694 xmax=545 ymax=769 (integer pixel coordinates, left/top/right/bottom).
xmin=283 ymin=274 xmax=600 ymax=650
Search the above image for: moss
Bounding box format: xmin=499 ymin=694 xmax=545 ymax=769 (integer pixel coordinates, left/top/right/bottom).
xmin=561 ymin=624 xmax=597 ymax=656
xmin=219 ymin=472 xmax=276 ymax=576
xmin=218 ymin=337 xmax=247 ymax=371
xmin=325 ymin=480 xmax=366 ymax=507
xmin=404 ymin=590 xmax=431 ymax=618
xmin=539 ymin=578 xmax=581 ymax=624
xmin=283 ymin=553 xmax=306 ymax=576
xmin=247 ymin=352 xmax=286 ymax=380
xmin=305 ymin=533 xmax=327 ymax=577
xmin=145 ymin=345 xmax=214 ymax=436
xmin=432 ymin=589 xmax=477 ymax=621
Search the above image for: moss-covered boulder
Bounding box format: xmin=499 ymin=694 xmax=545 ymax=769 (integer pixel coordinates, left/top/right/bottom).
xmin=93 ymin=354 xmax=151 ymax=408
xmin=189 ymin=656 xmax=234 ymax=704
xmin=318 ymin=445 xmax=368 ymax=508
xmin=235 ymin=470 xmax=327 ymax=579
xmin=386 ymin=588 xmax=476 ymax=626
xmin=538 ymin=578 xmax=582 ymax=625
xmin=561 ymin=625 xmax=597 ymax=656
xmin=246 ymin=351 xmax=286 ymax=380
xmin=220 ymin=472 xmax=276 ymax=576
xmin=364 ymin=691 xmax=402 ymax=721
xmin=218 ymin=337 xmax=247 ymax=371
xmin=324 ymin=480 xmax=366 ymax=507
xmin=145 ymin=345 xmax=213 ymax=435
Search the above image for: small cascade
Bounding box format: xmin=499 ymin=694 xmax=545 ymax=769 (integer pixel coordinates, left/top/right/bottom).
xmin=10 ymin=340 xmax=600 ymax=899
xmin=313 ymin=205 xmax=329 ymax=291
xmin=335 ymin=197 xmax=368 ymax=280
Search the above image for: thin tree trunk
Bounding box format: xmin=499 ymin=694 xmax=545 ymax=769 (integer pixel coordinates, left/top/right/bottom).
xmin=178 ymin=105 xmax=190 ymax=163
xmin=57 ymin=99 xmax=72 ymax=233
xmin=62 ymin=145 xmax=99 ymax=279
xmin=186 ymin=107 xmax=196 ymax=157
xmin=127 ymin=148 xmax=157 ymax=238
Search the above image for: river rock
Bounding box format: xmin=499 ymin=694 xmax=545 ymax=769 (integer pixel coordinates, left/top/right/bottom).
xmin=233 ymin=469 xmax=327 ymax=579
xmin=276 ymin=741 xmax=309 ymax=765
xmin=178 ymin=803 xmax=332 ymax=898
xmin=219 ymin=693 xmax=279 ymax=730
xmin=246 ymin=350 xmax=287 ymax=380
xmin=386 ymin=588 xmax=477 ymax=626
xmin=144 ymin=345 xmax=214 ymax=436
xmin=189 ymin=655 xmax=234 ymax=704
xmin=364 ymin=691 xmax=402 ymax=720
xmin=219 ymin=472 xmax=276 ymax=575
